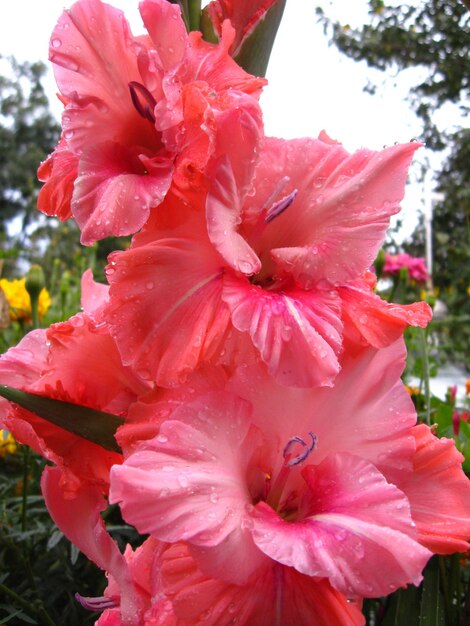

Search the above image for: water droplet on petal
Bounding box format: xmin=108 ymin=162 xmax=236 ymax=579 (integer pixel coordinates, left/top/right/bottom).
xmin=178 ymin=474 xmax=189 ymax=488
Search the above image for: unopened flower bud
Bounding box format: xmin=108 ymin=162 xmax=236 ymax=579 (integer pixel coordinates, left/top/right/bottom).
xmin=25 ymin=265 xmax=46 ymax=302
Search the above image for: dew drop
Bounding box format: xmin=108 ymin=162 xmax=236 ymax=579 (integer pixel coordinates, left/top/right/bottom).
xmin=178 ymin=474 xmax=189 ymax=488
xmin=51 ymin=38 xmax=62 ymax=48
xmin=156 ymin=434 xmax=168 ymax=444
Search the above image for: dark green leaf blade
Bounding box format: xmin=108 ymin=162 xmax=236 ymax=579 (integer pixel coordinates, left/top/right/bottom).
xmin=234 ymin=0 xmax=287 ymax=77
xmin=0 ymin=385 xmax=123 ymax=453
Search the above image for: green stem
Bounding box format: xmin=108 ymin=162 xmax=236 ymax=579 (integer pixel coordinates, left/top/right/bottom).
xmin=438 ymin=556 xmax=453 ymax=624
xmin=188 ymin=0 xmax=201 ymax=31
xmin=21 ymin=445 xmax=30 ymax=532
xmin=419 ymin=328 xmax=431 ymax=426
xmin=30 ymin=298 xmax=39 ymax=330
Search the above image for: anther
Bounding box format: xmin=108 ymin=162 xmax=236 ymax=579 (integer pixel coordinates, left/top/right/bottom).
xmin=75 ymin=593 xmax=120 ymax=611
xmin=129 ymin=81 xmax=157 ymax=124
xmin=283 ymin=432 xmax=317 ymax=467
xmin=265 ymin=189 xmax=298 ymax=223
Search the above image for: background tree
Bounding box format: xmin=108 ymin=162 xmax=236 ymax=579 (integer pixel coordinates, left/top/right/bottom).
xmin=0 ymin=56 xmax=60 ymax=275
xmin=0 ymin=57 xmax=128 ymax=283
xmin=316 ymin=0 xmax=470 ymax=366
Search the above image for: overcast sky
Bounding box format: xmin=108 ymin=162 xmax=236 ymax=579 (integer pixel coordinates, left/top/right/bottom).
xmin=0 ymin=0 xmax=431 ymax=237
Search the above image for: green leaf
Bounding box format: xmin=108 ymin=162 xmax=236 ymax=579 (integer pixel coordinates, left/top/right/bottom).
xmin=382 ymin=584 xmax=421 ymax=626
xmin=234 ymin=0 xmax=287 ymax=77
xmin=0 ymin=385 xmax=123 ymax=453
xmin=419 ymin=557 xmax=446 ymax=626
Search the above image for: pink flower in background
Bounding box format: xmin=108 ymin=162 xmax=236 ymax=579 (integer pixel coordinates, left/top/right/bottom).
xmin=383 ymin=253 xmax=429 ymax=283
xmin=102 ymin=128 xmax=431 ymax=388
xmin=110 ymin=340 xmax=441 ymax=600
xmin=38 ymin=0 xmax=265 ymax=244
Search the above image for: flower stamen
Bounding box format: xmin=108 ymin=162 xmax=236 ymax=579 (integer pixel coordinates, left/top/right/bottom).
xmin=129 ymin=81 xmax=157 ymax=124
xmin=283 ymin=432 xmax=317 ymax=467
xmin=75 ymin=593 xmax=120 ymax=611
xmin=265 ymin=189 xmax=298 ymax=223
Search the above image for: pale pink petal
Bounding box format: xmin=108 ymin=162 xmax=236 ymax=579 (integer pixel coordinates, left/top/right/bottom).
xmin=80 ymin=269 xmax=109 ymax=316
xmin=42 ymin=466 xmax=142 ymax=626
xmin=244 ymin=137 xmax=420 ymax=287
xmin=223 ymin=273 xmax=343 ymax=387
xmin=73 ymin=142 xmax=173 ymax=244
xmin=401 ymin=424 xmax=470 ymax=554
xmin=251 ymin=452 xmax=431 ymax=597
xmin=340 ymin=279 xmax=432 ymax=347
xmin=189 ymin=525 xmax=268 ymax=585
xmin=104 ymin=238 xmax=229 ymax=386
xmin=206 ymin=106 xmax=264 ymax=275
xmin=50 ymin=0 xmax=146 ymax=153
xmin=161 ymin=543 xmax=365 ymax=625
xmin=207 ymin=0 xmax=280 ymax=56
xmin=110 ymin=392 xmax=258 ymax=546
xmin=139 ymin=0 xmax=188 ymax=70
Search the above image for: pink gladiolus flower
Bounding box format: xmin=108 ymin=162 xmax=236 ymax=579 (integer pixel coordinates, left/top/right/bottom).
xmin=383 ymin=253 xmax=429 ymax=283
xmin=103 ymin=128 xmax=431 ymax=388
xmin=110 ymin=340 xmax=441 ymax=599
xmin=38 ymin=0 xmax=265 ymax=244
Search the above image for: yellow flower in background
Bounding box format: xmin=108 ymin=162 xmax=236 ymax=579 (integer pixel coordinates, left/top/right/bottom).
xmin=405 ymin=385 xmax=421 ymax=397
xmin=0 ymin=430 xmax=17 ymax=457
xmin=0 ymin=278 xmax=51 ymax=322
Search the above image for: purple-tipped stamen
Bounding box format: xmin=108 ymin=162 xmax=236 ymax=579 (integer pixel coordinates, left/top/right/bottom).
xmin=265 ymin=189 xmax=298 ymax=223
xmin=283 ymin=432 xmax=317 ymax=467
xmin=75 ymin=592 xmax=119 ymax=612
xmin=129 ymin=81 xmax=157 ymax=124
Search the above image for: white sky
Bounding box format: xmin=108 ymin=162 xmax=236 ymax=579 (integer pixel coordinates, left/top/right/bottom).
xmin=0 ymin=0 xmax=433 ymax=239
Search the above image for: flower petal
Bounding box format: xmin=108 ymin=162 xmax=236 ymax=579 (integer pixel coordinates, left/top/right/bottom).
xmin=223 ymin=273 xmax=342 ymax=387
xmin=340 ymin=279 xmax=432 ymax=347
xmin=401 ymin=424 xmax=470 ymax=554
xmin=110 ymin=392 xmax=258 ymax=546
xmin=161 ymin=543 xmax=365 ymax=625
xmin=104 ymin=238 xmax=229 ymax=386
xmin=73 ymin=142 xmax=173 ymax=244
xmin=50 ymin=0 xmax=145 ymax=151
xmin=139 ymin=0 xmax=188 ymax=70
